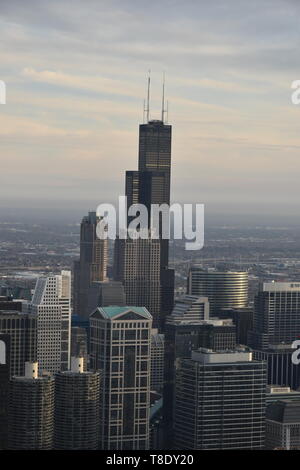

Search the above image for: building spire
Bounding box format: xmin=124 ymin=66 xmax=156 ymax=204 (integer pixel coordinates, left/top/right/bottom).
xmin=161 ymin=72 xmax=166 ymax=123
xmin=146 ymin=69 xmax=151 ymax=123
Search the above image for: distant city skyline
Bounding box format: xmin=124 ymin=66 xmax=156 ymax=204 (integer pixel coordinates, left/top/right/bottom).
xmin=1 ymin=1 xmax=300 ymax=218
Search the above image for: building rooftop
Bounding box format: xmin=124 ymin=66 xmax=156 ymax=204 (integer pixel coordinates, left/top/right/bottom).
xmin=191 ymin=347 xmax=253 ymax=364
xmin=261 ymin=281 xmax=300 ymax=292
xmin=266 ymin=400 xmax=300 ymax=424
xmin=91 ymin=306 xmax=152 ymax=321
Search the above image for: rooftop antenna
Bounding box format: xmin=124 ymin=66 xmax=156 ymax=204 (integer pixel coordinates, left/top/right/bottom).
xmin=166 ymin=100 xmax=169 ymax=124
xmin=146 ymin=69 xmax=151 ymax=123
xmin=161 ymin=72 xmax=166 ymax=122
xmin=143 ymin=99 xmax=146 ymax=124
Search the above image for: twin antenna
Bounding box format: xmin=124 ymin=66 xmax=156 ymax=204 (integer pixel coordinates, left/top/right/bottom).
xmin=143 ymin=71 xmax=168 ymax=124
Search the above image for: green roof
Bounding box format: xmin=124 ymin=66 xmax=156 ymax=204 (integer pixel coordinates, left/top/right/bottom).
xmin=90 ymin=306 xmax=152 ymax=321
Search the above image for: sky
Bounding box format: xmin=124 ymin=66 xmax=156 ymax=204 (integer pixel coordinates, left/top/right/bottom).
xmin=1 ymin=0 xmax=300 ymax=221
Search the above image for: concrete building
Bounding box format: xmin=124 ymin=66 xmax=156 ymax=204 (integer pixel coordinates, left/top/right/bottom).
xmin=90 ymin=306 xmax=152 ymax=450
xmin=54 ymin=357 xmax=101 ymax=450
xmin=7 ymin=362 xmax=54 ymax=450
xmin=174 ymin=348 xmax=266 ymax=449
xmin=266 ymin=400 xmax=300 ymax=450
xmin=29 ymin=270 xmax=71 ymax=373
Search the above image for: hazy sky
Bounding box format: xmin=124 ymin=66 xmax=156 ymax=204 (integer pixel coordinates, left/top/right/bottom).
xmin=1 ymin=0 xmax=300 ymax=219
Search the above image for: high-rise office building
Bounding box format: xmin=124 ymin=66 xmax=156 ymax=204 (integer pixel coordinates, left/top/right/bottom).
xmin=187 ymin=267 xmax=248 ymax=316
xmin=86 ymin=280 xmax=126 ymax=315
xmin=266 ymin=400 xmax=300 ymax=450
xmin=90 ymin=306 xmax=152 ymax=450
xmin=123 ymin=116 xmax=174 ymax=327
xmin=253 ymin=344 xmax=300 ymax=390
xmin=174 ymin=348 xmax=266 ymax=450
xmin=54 ymin=357 xmax=101 ymax=450
xmin=150 ymin=329 xmax=164 ymax=393
xmin=249 ymin=282 xmax=300 ymax=350
xmin=219 ymin=307 xmax=253 ymax=345
xmin=29 ymin=270 xmax=71 ymax=373
xmin=163 ymin=311 xmax=236 ymax=446
xmin=74 ymin=212 xmax=108 ymax=318
xmin=0 ymin=334 xmax=9 ymax=449
xmin=7 ymin=362 xmax=54 ymax=450
xmin=114 ymin=237 xmax=161 ymax=327
xmin=0 ymin=310 xmax=36 ymax=377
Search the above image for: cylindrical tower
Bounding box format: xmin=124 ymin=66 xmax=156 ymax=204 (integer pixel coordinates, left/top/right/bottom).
xmin=8 ymin=362 xmax=54 ymax=449
xmin=54 ymin=357 xmax=100 ymax=450
xmin=187 ymin=267 xmax=248 ymax=316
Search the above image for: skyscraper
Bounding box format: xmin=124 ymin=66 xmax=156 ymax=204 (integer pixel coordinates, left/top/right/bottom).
xmin=249 ymin=282 xmax=300 ymax=349
xmin=266 ymin=400 xmax=300 ymax=450
xmin=0 ymin=310 xmax=36 ymax=377
xmin=54 ymin=357 xmax=101 ymax=450
xmin=253 ymin=344 xmax=300 ymax=390
xmin=86 ymin=280 xmax=126 ymax=315
xmin=248 ymin=282 xmax=300 ymax=389
xmin=0 ymin=334 xmax=9 ymax=449
xmin=7 ymin=362 xmax=54 ymax=450
xmin=219 ymin=307 xmax=253 ymax=345
xmin=90 ymin=306 xmax=152 ymax=450
xmin=187 ymin=267 xmax=248 ymax=316
xmin=174 ymin=348 xmax=266 ymax=450
xmin=74 ymin=212 xmax=108 ymax=318
xmin=29 ymin=270 xmax=71 ymax=373
xmin=114 ymin=237 xmax=161 ymax=327
xmin=163 ymin=297 xmax=236 ymax=446
xmin=123 ymin=112 xmax=174 ymax=328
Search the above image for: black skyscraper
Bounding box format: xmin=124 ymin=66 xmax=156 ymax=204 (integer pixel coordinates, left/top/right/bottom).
xmin=73 ymin=212 xmax=107 ymax=318
xmin=122 ymin=118 xmax=174 ymax=329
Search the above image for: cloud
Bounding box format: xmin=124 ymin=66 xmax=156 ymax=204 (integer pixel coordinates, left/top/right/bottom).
xmin=0 ymin=0 xmax=300 ymax=215
xmin=21 ymin=67 xmax=144 ymax=99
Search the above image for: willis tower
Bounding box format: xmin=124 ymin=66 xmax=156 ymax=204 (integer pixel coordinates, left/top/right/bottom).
xmin=125 ymin=75 xmax=174 ymax=329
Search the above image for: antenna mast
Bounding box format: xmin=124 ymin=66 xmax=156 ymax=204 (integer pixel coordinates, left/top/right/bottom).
xmin=166 ymin=100 xmax=169 ymax=124
xmin=146 ymin=70 xmax=151 ymax=123
xmin=161 ymin=72 xmax=165 ymax=122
